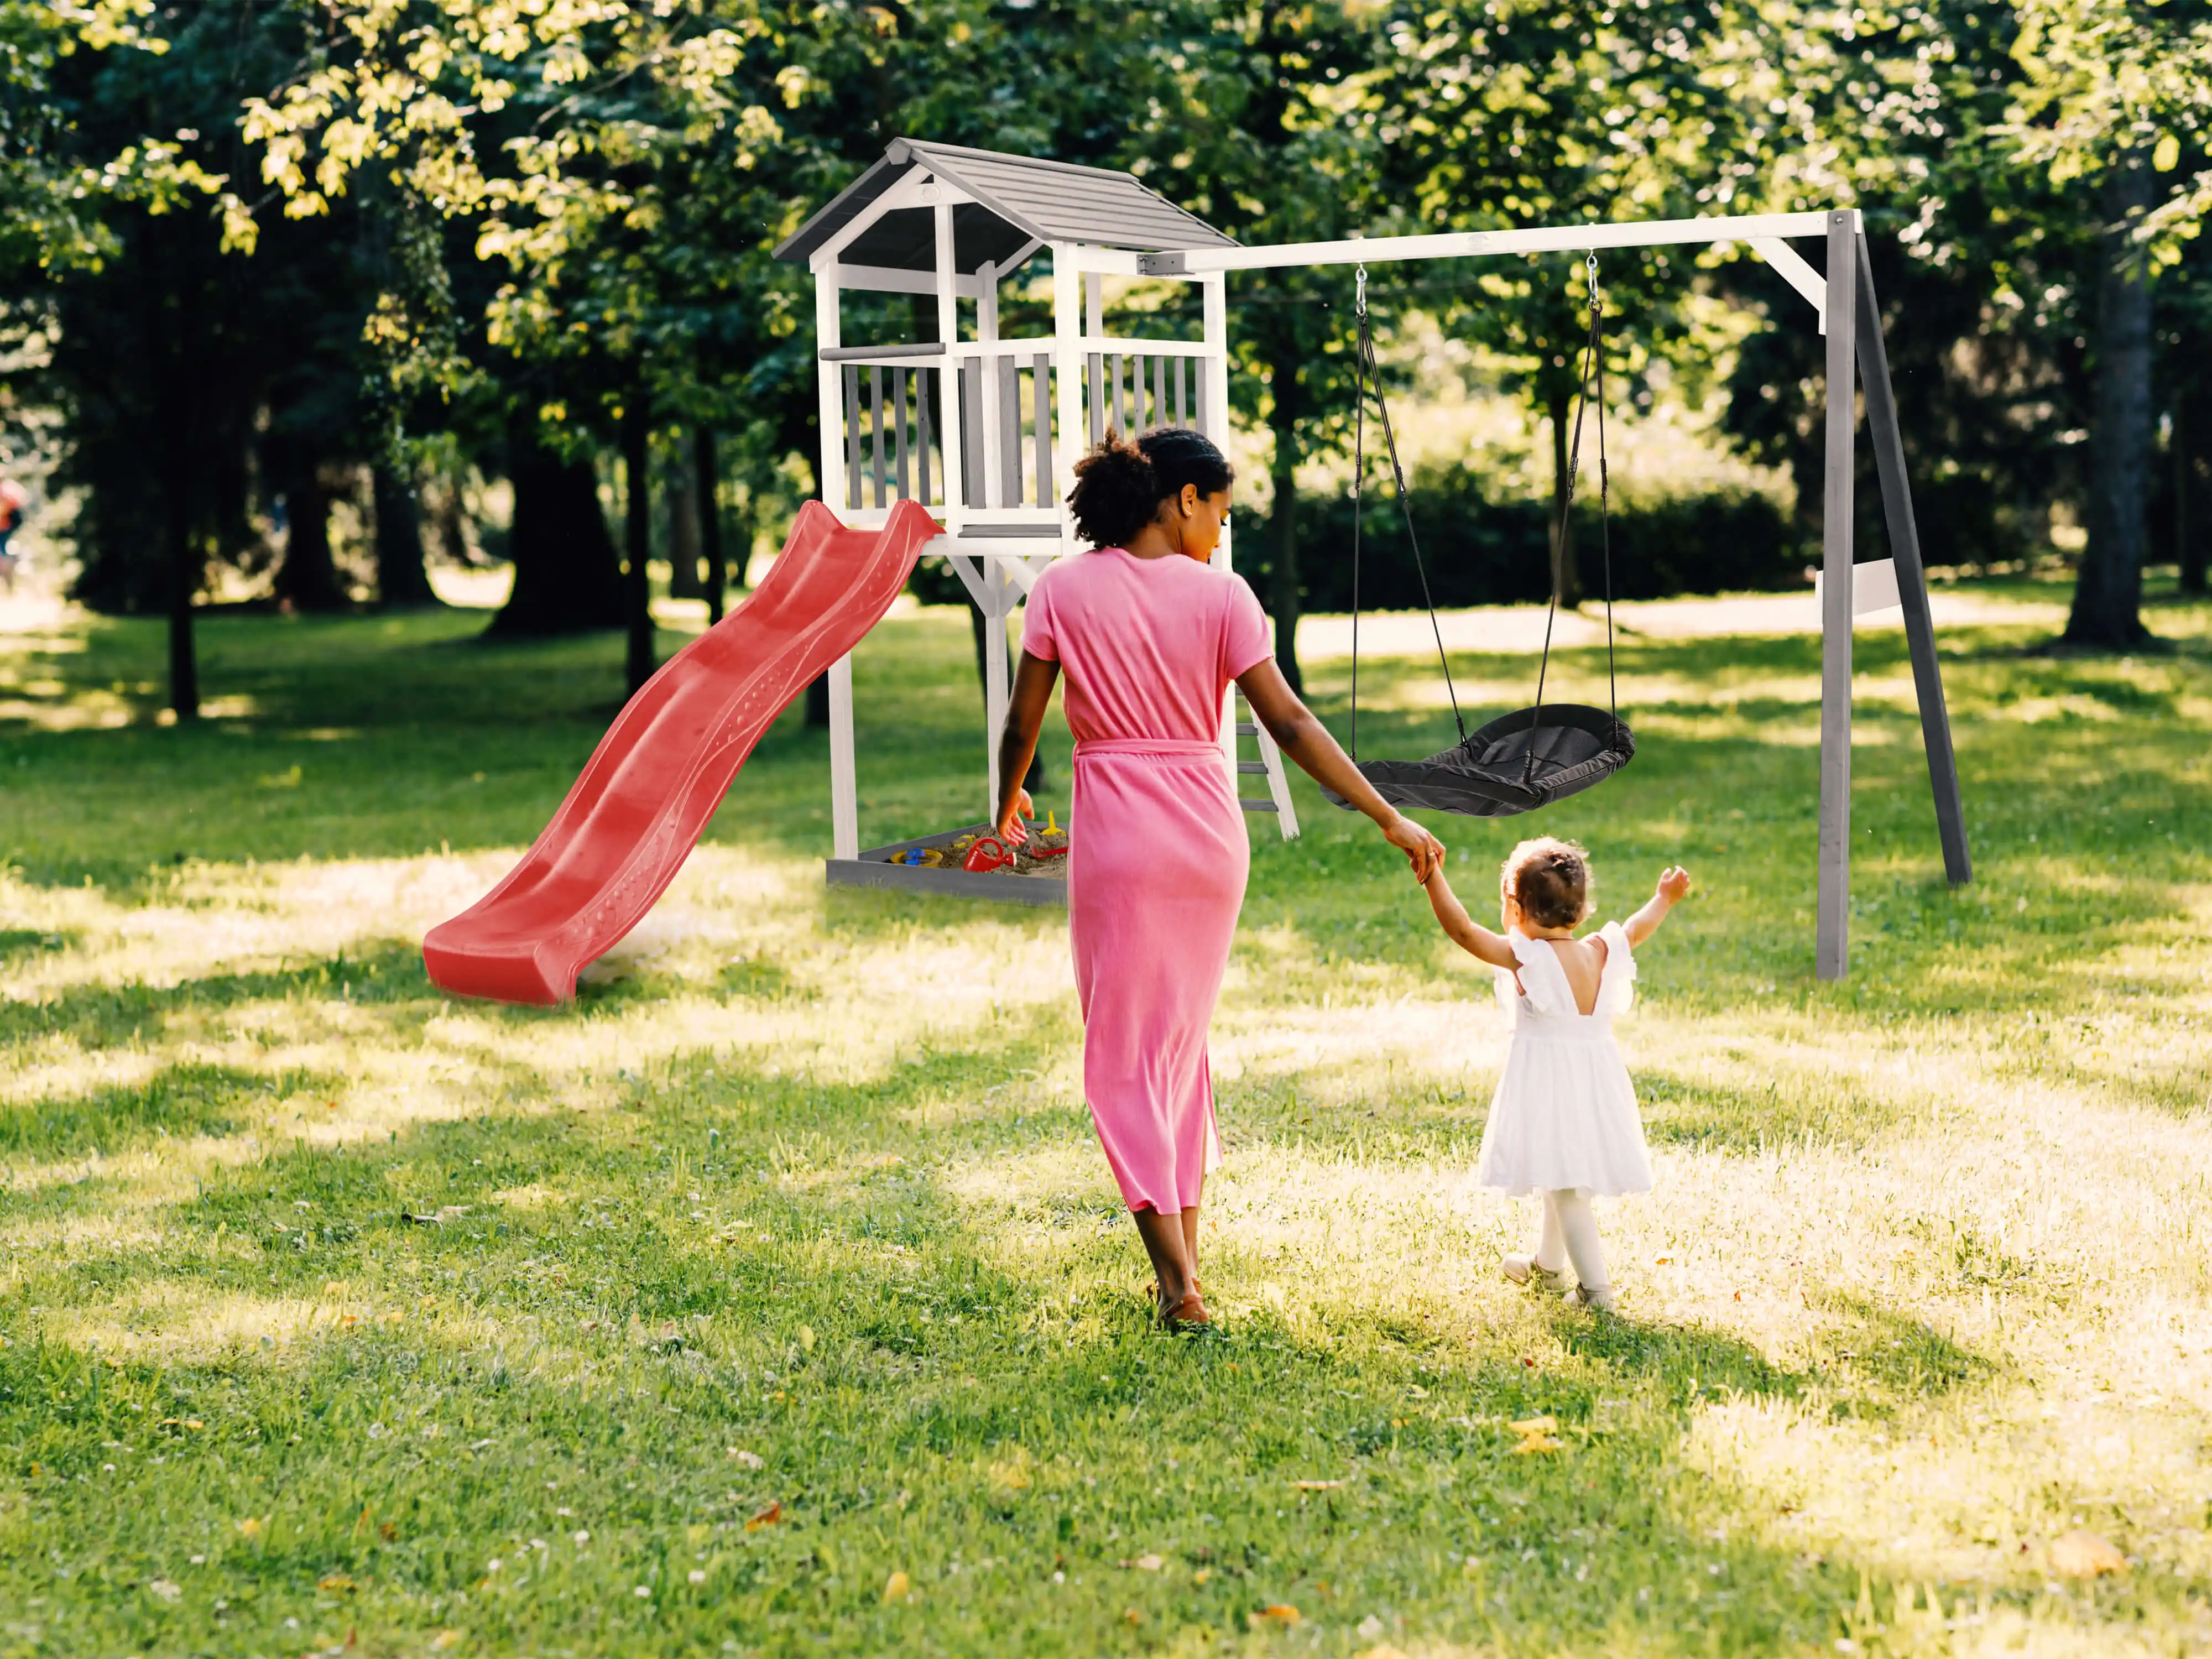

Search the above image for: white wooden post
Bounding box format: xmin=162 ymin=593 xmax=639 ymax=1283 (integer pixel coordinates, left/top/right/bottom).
xmin=1202 ymin=272 xmax=1239 ymax=800
xmin=983 ymin=566 xmax=1010 ymax=820
xmin=978 ymin=259 xmax=1005 ymax=509
xmin=933 ymin=197 xmax=964 ymax=528
xmin=815 ymin=272 xmax=844 ymax=513
xmin=815 ymin=268 xmax=860 ymax=861
xmin=1053 ymin=244 xmax=1084 ymax=524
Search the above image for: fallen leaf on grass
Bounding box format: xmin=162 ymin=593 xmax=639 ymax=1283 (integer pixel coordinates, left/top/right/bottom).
xmin=746 ymin=1501 xmax=783 ymax=1530
xmin=1291 ymin=1480 xmax=1343 ymax=1491
xmin=319 ymin=1573 xmax=357 ymax=1593
xmin=1123 ymin=1608 xmax=1141 ymax=1624
xmin=882 ymin=1570 xmax=910 ymax=1603
xmin=1118 ymin=1554 xmax=1163 ymax=1571
xmin=2050 ymin=1530 xmax=2126 ymax=1577
xmin=1249 ymin=1604 xmax=1302 ymax=1627
xmin=236 ymin=1517 xmax=264 ymax=1539
xmin=1507 ymin=1416 xmax=1557 ymax=1436
xmin=430 ymin=1633 xmax=462 ymax=1651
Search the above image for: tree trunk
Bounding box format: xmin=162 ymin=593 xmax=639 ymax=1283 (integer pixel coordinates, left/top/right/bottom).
xmin=274 ymin=468 xmax=347 ymax=612
xmin=665 ymin=443 xmax=704 ymax=599
xmin=697 ymin=425 xmax=725 ymax=625
xmin=623 ymin=393 xmax=655 ymax=696
xmin=1266 ymin=341 xmax=1304 ymax=693
xmin=2065 ymin=159 xmax=2157 ymax=648
xmin=488 ymin=419 xmax=623 ymax=637
xmin=164 ymin=427 xmax=199 ymax=719
xmin=373 ymin=464 xmax=441 ymax=608
xmin=1547 ymin=383 xmax=1581 ymax=608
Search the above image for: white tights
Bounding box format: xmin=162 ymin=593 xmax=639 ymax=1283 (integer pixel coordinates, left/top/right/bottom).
xmin=1533 ymin=1188 xmax=1611 ymax=1296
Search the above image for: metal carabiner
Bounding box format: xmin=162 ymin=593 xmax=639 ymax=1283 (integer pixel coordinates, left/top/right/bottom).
xmin=1585 ymin=249 xmax=1599 ymax=303
xmin=1355 ymin=264 xmax=1368 ymax=318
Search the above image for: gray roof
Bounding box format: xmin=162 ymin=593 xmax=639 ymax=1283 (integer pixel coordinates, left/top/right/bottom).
xmin=773 ymin=139 xmax=1237 ymax=274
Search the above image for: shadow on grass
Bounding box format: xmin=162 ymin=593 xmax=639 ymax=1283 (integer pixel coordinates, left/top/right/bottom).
xmin=0 ymin=939 xmax=436 ymax=1051
xmin=0 ymin=1061 xmax=340 ymax=1162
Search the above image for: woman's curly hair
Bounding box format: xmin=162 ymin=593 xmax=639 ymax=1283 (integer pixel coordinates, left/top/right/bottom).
xmin=1066 ymin=426 xmax=1234 ymax=549
xmin=1501 ymin=837 xmax=1593 ymax=930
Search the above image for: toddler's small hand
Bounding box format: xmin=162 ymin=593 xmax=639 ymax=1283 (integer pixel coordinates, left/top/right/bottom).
xmin=1656 ymin=865 xmax=1692 ymax=903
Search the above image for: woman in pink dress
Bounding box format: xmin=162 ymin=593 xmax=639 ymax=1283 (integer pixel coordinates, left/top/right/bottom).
xmin=994 ymin=428 xmax=1444 ymax=1329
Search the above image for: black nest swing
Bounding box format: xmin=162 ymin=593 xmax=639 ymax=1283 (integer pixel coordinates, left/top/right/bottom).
xmin=1322 ymin=255 xmax=1634 ymax=820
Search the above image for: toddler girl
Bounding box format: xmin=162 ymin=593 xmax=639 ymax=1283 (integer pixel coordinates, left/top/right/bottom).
xmin=1421 ymin=837 xmax=1690 ymax=1311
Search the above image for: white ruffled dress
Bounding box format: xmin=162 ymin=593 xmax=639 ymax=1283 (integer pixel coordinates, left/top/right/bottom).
xmin=1474 ymin=923 xmax=1654 ymax=1198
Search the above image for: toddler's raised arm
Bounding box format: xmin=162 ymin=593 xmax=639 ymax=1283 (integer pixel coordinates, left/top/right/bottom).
xmin=1624 ymin=866 xmax=1692 ymax=947
xmin=1422 ymin=866 xmax=1519 ymax=968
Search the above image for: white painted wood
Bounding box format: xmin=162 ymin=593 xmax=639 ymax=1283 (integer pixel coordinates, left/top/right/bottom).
xmin=828 ymin=653 xmax=858 ymax=860
xmin=933 ymin=201 xmax=965 ymax=529
xmin=1253 ymin=700 xmax=1300 ymax=835
xmin=1084 ymin=271 xmax=1104 ymax=337
xmin=1813 ymin=555 xmax=1902 ymax=619
xmin=815 ymin=272 xmax=846 ymax=514
xmin=1053 ymin=244 xmax=1084 ymax=525
xmin=823 ymin=263 xmax=990 ymax=299
xmin=977 ymin=260 xmax=1006 ymax=509
xmin=807 ymin=171 xmax=963 ymax=273
xmin=983 ymin=565 xmax=1013 ymax=818
xmin=1201 ymin=275 xmax=1230 ymax=441
xmin=1146 ymin=210 xmax=1852 ymax=275
xmin=1747 ymin=236 xmax=1828 ymax=332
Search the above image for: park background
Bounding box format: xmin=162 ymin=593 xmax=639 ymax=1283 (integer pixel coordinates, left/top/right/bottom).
xmin=1 ymin=3 xmax=2210 ymax=1657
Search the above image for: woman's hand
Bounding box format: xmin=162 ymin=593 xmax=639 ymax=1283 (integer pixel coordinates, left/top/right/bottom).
xmin=1381 ymin=812 xmax=1445 ymax=883
xmin=997 ymin=788 xmax=1035 ymax=846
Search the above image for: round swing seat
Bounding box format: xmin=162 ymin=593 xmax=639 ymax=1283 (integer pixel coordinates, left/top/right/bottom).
xmin=1325 ymin=703 xmax=1635 ymax=819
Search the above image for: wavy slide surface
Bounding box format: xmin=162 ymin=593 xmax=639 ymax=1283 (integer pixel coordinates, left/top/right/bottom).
xmin=424 ymin=498 xmax=940 ymax=1004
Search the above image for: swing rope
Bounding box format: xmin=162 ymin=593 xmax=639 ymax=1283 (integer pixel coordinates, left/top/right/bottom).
xmin=1327 ymin=252 xmax=1635 ymax=821
xmin=1350 ymin=264 xmax=1463 ymax=760
xmin=1525 ymin=251 xmax=1622 ymax=781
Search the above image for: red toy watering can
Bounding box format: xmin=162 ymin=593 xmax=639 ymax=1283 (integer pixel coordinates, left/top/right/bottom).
xmin=961 ymin=836 xmax=1013 ymax=874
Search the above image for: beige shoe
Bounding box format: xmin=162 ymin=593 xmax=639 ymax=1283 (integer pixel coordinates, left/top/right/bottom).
xmin=1563 ymin=1282 xmax=1618 ymax=1313
xmin=1503 ymin=1253 xmax=1570 ymax=1291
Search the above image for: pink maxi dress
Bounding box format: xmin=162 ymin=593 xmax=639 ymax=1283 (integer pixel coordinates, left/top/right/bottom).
xmin=1019 ymin=548 xmax=1273 ymax=1214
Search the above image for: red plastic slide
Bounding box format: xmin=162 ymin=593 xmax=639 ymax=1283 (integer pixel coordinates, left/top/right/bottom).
xmin=424 ymin=498 xmax=941 ymax=1005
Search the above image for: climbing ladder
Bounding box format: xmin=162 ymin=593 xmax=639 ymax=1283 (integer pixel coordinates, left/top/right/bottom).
xmin=1232 ymin=688 xmax=1299 ymax=838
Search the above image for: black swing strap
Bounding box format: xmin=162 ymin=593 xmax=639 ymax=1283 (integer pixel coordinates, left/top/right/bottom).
xmin=1526 ymin=251 xmax=1621 ymax=778
xmin=1349 ymin=265 xmax=1463 ymax=761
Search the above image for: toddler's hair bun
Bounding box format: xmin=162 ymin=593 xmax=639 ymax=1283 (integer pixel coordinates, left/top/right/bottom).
xmin=1501 ymin=836 xmax=1592 ymax=930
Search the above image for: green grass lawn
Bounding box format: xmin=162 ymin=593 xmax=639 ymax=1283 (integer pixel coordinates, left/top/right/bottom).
xmin=1 ymin=577 xmax=2208 ymax=1658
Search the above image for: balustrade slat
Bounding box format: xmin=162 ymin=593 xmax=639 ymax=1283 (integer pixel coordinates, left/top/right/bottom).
xmin=1087 ymin=353 xmax=1104 ymax=445
xmin=843 ymin=364 xmax=862 ymax=509
xmin=1033 ymin=353 xmax=1052 ymax=505
xmin=1000 ymin=354 xmax=1022 ymax=507
xmin=918 ymin=367 xmax=934 ymax=503
xmin=894 ymin=369 xmax=912 ymax=499
xmin=869 ymin=367 xmax=888 ymax=508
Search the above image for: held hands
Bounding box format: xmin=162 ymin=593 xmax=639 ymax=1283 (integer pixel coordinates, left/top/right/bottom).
xmin=1381 ymin=812 xmax=1446 ymax=884
xmin=996 ymin=788 xmax=1035 ymax=847
xmin=1655 ymin=865 xmax=1692 ymax=905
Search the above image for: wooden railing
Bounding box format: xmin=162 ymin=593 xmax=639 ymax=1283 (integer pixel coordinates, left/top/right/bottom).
xmin=824 ymin=338 xmax=1215 ymax=523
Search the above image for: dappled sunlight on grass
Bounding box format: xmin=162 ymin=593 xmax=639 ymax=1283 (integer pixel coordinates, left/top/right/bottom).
xmin=2 ymin=581 xmax=2210 ymax=1654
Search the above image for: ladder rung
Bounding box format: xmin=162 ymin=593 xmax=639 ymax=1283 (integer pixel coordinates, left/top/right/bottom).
xmin=1235 ymin=722 xmax=1259 ymax=736
xmin=1235 ymin=760 xmax=1268 ymax=774
xmin=1240 ymin=798 xmax=1280 ymax=812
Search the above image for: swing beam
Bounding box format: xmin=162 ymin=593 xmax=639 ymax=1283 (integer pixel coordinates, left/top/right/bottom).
xmin=1149 ymin=207 xmax=1971 ymax=982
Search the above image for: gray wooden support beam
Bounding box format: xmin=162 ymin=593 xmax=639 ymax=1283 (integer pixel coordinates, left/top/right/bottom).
xmin=1853 ymin=234 xmax=1972 ymax=888
xmin=1817 ymin=210 xmax=1858 ymax=981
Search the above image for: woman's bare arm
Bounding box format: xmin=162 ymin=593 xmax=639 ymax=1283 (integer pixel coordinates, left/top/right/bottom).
xmin=1235 ymin=657 xmax=1443 ymax=882
xmin=993 ymin=649 xmax=1061 ymax=842
xmin=1421 ymin=865 xmax=1519 ymax=968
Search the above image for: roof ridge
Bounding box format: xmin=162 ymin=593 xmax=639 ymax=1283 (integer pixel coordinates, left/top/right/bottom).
xmin=892 ymin=137 xmax=1140 ymax=186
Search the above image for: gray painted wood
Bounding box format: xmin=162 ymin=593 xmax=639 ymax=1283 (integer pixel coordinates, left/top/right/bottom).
xmin=895 ymin=368 xmax=912 ymax=499
xmin=842 ymin=364 xmax=862 ymax=509
xmin=917 ymin=367 xmax=933 ymax=503
xmin=869 ymin=367 xmax=887 ymax=508
xmin=1854 ymin=233 xmax=1972 ymax=888
xmin=1033 ymin=353 xmax=1052 ymax=503
xmin=1818 ymin=210 xmax=1859 ymax=981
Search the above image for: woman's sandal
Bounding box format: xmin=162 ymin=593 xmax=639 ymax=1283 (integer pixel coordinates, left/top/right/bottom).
xmin=1158 ymin=1287 xmax=1213 ymax=1332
